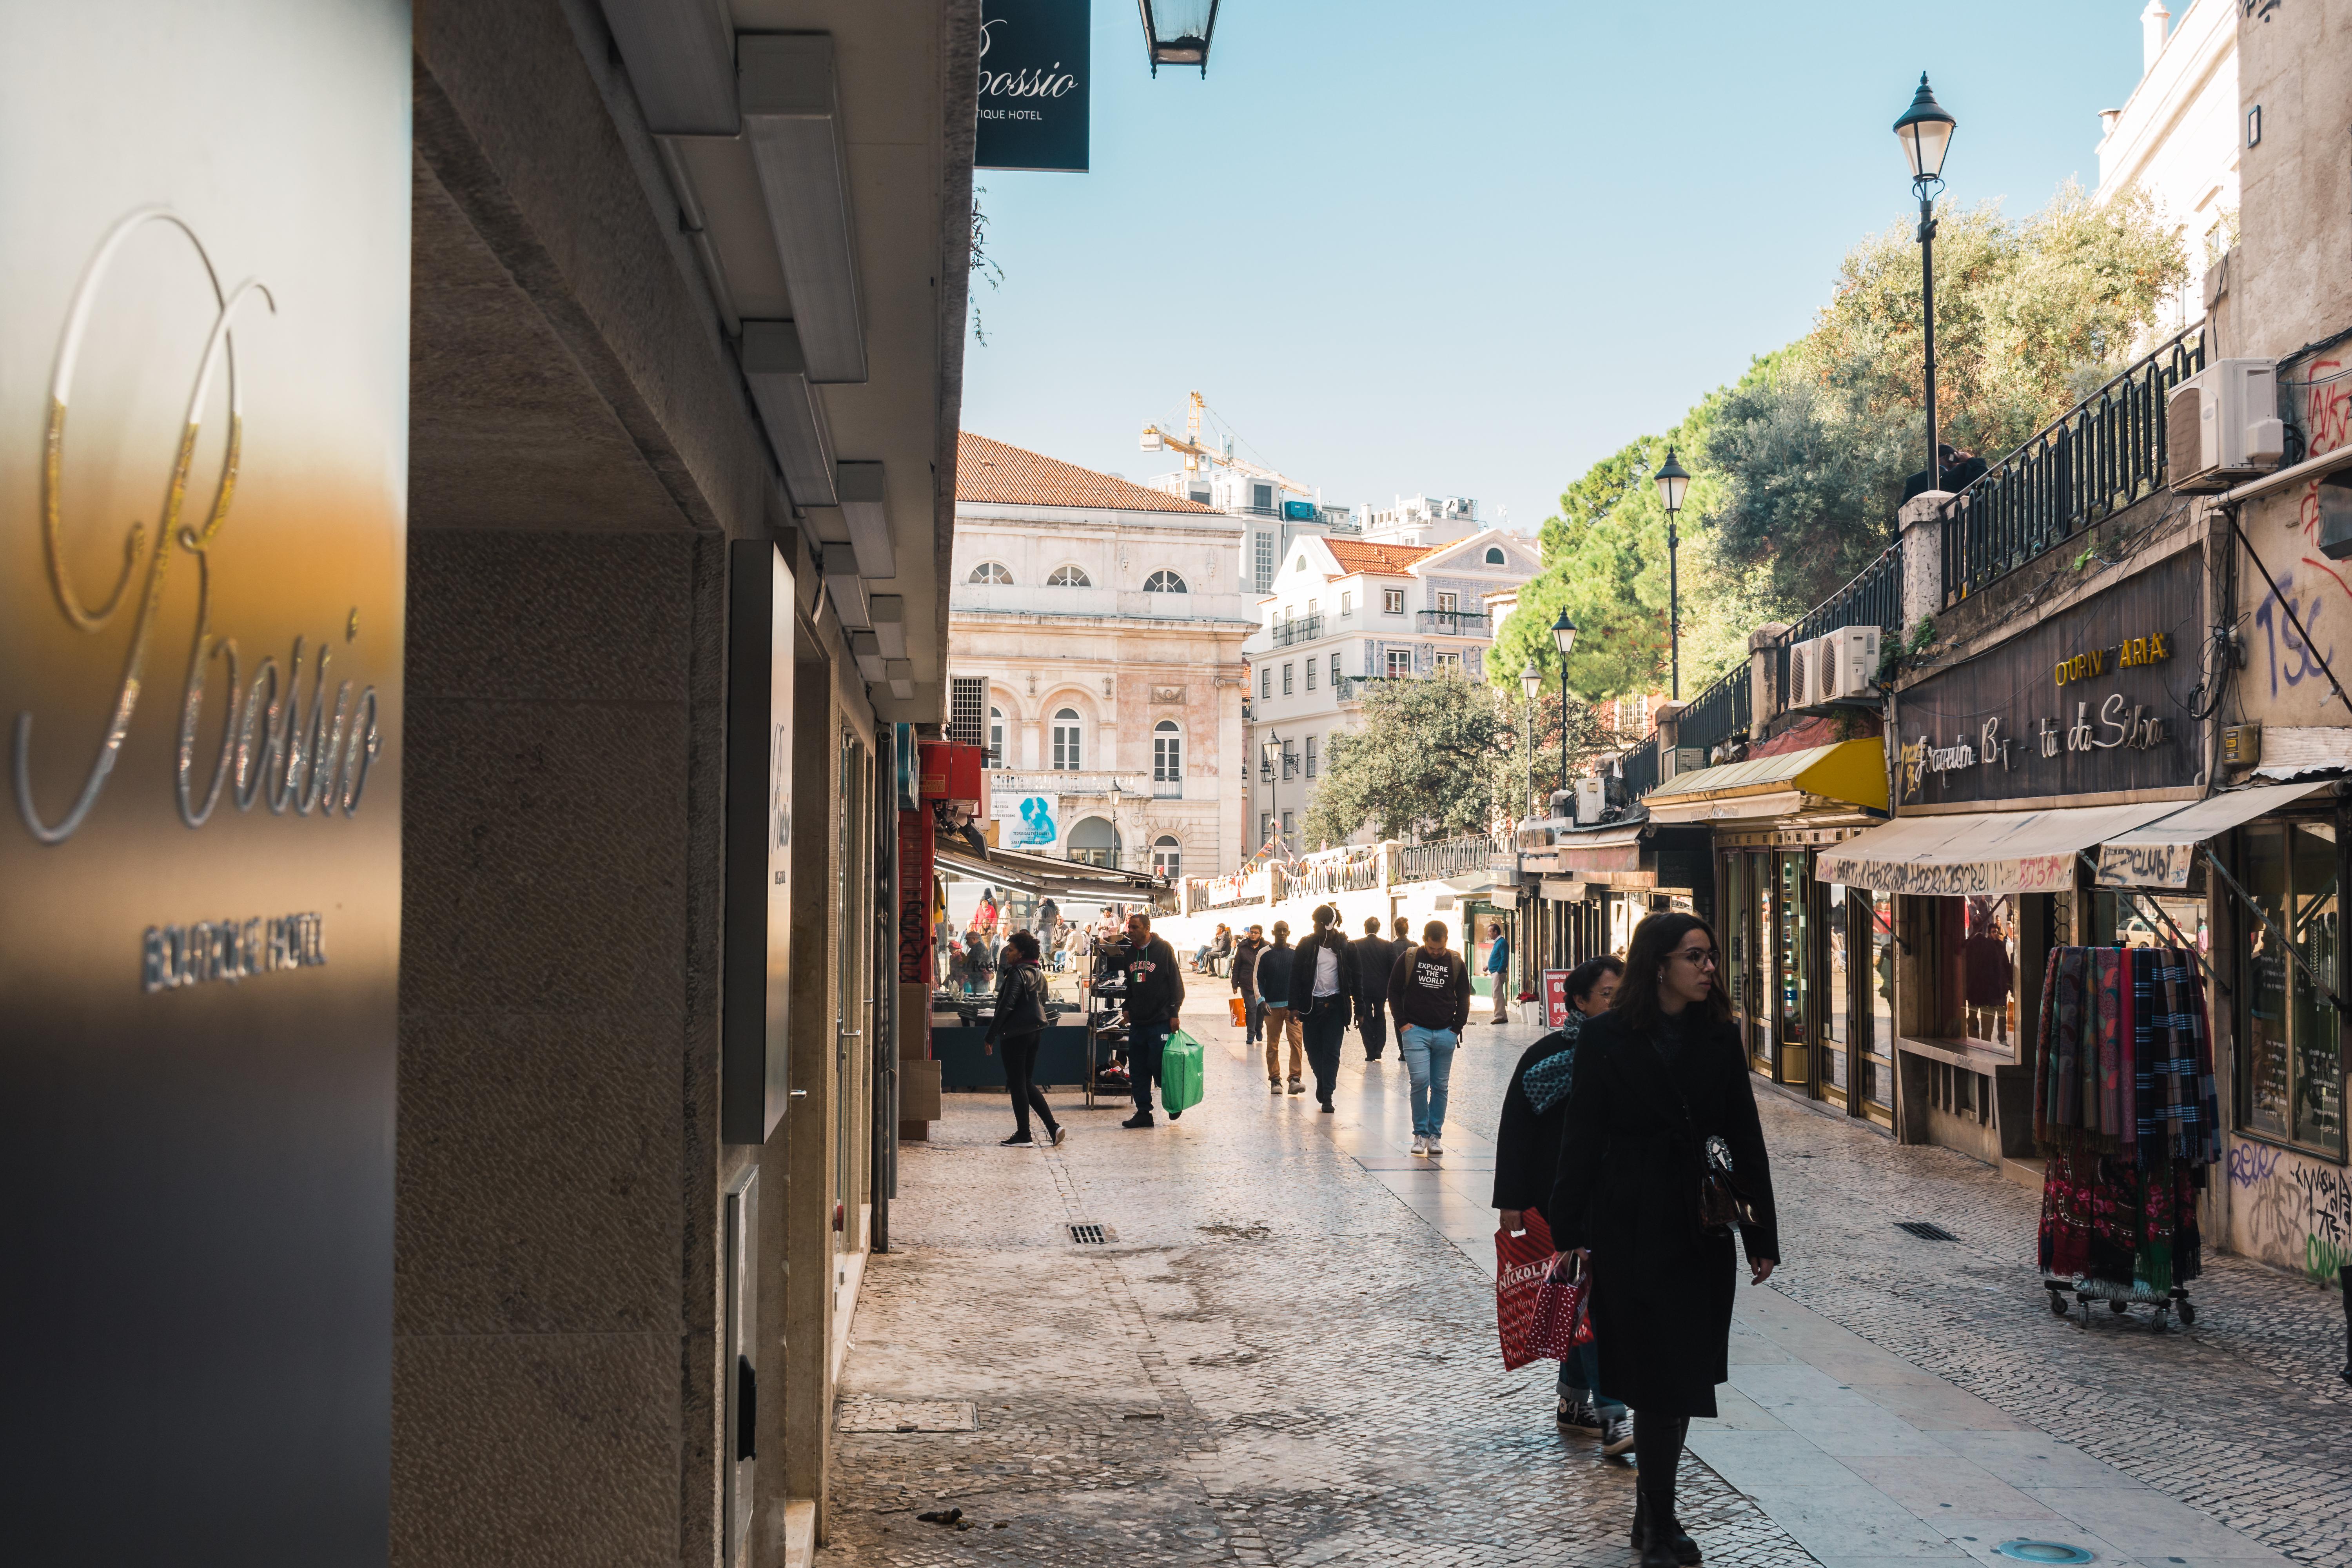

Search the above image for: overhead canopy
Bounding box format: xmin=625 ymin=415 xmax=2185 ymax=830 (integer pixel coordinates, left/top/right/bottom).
xmin=1815 ymin=801 xmax=2183 ymax=895
xmin=1642 ymin=739 xmax=1887 ymax=824
xmin=1548 ymin=821 xmax=1646 ymax=874
xmin=935 ymin=844 xmax=1171 ymax=905
xmin=2095 ymin=781 xmax=2333 ymax=888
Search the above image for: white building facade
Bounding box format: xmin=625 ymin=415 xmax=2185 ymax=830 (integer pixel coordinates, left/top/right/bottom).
xmin=1245 ymin=524 xmax=1539 ymax=848
xmin=2095 ymin=0 xmax=2240 ymax=341
xmin=949 ymin=433 xmax=1257 ymax=879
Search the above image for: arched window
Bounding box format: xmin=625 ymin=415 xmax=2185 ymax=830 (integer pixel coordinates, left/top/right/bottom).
xmin=988 ymin=706 xmax=1005 ymax=768
xmin=1143 ymin=569 xmax=1187 ymax=593
xmin=1051 ymin=708 xmax=1083 ymax=770
xmin=1067 ymin=815 xmax=1120 ymax=867
xmin=1484 ymin=546 xmax=1506 ymax=565
xmin=1047 ymin=564 xmax=1091 ymax=587
xmin=1152 ymin=719 xmax=1181 ymax=797
xmin=1151 ymin=835 xmax=1182 ymax=878
xmin=968 ymin=561 xmax=1013 ymax=584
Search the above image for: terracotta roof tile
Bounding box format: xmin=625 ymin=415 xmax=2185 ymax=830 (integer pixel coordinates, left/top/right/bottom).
xmin=1323 ymin=539 xmax=1436 ymax=575
xmin=956 ymin=432 xmax=1218 ymax=514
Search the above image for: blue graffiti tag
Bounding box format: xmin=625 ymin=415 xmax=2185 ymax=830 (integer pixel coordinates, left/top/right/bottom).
xmin=2228 ymin=1141 xmax=2282 ymax=1189
xmin=2254 ymin=567 xmax=2336 ymax=699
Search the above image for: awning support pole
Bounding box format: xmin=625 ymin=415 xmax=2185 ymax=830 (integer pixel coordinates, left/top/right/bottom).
xmin=2074 ymin=853 xmax=2231 ymax=1000
xmin=2200 ymin=846 xmax=2344 ymax=1012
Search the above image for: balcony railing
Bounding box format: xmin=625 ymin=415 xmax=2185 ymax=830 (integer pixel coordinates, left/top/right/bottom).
xmin=1416 ymin=609 xmax=1492 ymax=636
xmin=1941 ymin=323 xmax=2207 ymax=606
xmin=1396 ymin=834 xmax=1499 ymax=883
xmin=1677 ymin=661 xmax=1751 ymax=759
xmin=1618 ymin=734 xmax=1660 ymax=801
xmin=1265 ymin=615 xmax=1324 ymax=647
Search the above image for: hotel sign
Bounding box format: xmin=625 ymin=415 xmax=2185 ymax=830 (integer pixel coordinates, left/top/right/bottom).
xmin=1893 ymin=548 xmax=2203 ymax=809
xmin=1 ymin=3 xmax=408 ymax=1560
xmin=975 ymin=0 xmax=1091 ymax=172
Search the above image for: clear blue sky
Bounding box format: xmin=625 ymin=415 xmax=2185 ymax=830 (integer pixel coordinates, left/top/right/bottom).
xmin=958 ymin=0 xmax=2158 ymax=534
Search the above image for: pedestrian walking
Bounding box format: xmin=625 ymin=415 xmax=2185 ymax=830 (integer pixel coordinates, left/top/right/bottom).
xmin=1350 ymin=916 xmax=1396 ymax=1061
xmin=984 ymin=931 xmax=1065 ymax=1148
xmin=1548 ymin=912 xmax=1780 ymax=1568
xmin=1256 ymin=922 xmax=1303 ymax=1094
xmin=1484 ymin=921 xmax=1512 ymax=1024
xmin=1492 ymin=956 xmax=1627 ymax=1449
xmin=1390 ymin=915 xmax=1410 ymax=947
xmin=959 ymin=930 xmax=992 ymax=996
xmin=1231 ymin=924 xmax=1268 ymax=1045
xmin=1389 ymin=920 xmax=1471 ymax=1154
xmin=1285 ymin=904 xmax=1358 ymax=1112
xmin=1117 ymin=912 xmax=1186 ymax=1129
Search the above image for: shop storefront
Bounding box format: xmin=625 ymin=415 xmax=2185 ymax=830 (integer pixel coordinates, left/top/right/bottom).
xmin=1818 ymin=543 xmax=2207 ymax=1161
xmin=1642 ymin=738 xmax=1893 ymax=1123
xmin=1517 ymin=815 xmax=1708 ymax=1020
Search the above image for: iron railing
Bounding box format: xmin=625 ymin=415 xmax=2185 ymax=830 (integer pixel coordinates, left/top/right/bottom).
xmin=1941 ymin=323 xmax=2207 ymax=606
xmin=1788 ymin=542 xmax=1905 ymax=646
xmin=1677 ymin=662 xmax=1752 ymax=759
xmin=1265 ymin=615 xmax=1324 ymax=647
xmin=1396 ymin=835 xmax=1499 ymax=884
xmin=1618 ymin=734 xmax=1661 ymax=801
xmin=1288 ymin=846 xmax=1385 ymax=898
xmin=1416 ymin=609 xmax=1492 ymax=635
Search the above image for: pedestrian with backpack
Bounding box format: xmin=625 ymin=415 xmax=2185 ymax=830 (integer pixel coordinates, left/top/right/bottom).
xmin=1388 ymin=920 xmax=1470 ymax=1154
xmin=1548 ymin=912 xmax=1780 ymax=1568
xmin=984 ymin=930 xmax=1064 ymax=1147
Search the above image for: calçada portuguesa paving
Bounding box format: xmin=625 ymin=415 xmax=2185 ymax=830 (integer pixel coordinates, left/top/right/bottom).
xmin=819 ymin=1006 xmax=2352 ymax=1568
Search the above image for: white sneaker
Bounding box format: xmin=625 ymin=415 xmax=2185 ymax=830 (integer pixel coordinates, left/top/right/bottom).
xmin=1409 ymin=1136 xmax=1429 ymax=1155
xmin=1426 ymin=1141 xmax=1443 ymax=1156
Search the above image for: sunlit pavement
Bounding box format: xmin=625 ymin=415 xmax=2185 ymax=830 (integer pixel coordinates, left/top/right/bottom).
xmin=819 ymin=1004 xmax=2347 ymax=1567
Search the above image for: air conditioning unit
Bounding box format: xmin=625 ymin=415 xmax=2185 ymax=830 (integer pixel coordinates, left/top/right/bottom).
xmin=2166 ymin=359 xmax=2285 ymax=492
xmin=1786 ymin=636 xmax=1825 ymax=709
xmin=1573 ymin=775 xmax=1606 ymax=824
xmin=1818 ymin=625 xmax=1883 ymax=701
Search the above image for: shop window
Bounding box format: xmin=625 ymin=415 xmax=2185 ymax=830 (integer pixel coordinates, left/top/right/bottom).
xmin=2239 ymin=821 xmax=2343 ymax=1156
xmin=1826 ymin=884 xmax=1851 ymax=1091
xmin=1779 ymin=855 xmax=1809 ymax=1071
xmin=2091 ymin=887 xmax=2210 ymax=954
xmin=1933 ymin=894 xmax=2018 ymax=1050
xmin=1866 ymin=891 xmax=1896 ymax=1109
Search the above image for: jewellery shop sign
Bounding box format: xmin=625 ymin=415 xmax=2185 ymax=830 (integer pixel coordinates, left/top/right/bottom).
xmin=1894 ymin=547 xmax=2202 ymax=810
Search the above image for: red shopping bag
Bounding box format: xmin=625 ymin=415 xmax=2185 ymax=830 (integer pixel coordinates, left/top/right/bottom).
xmin=1531 ymin=1250 xmax=1595 ymax=1359
xmin=1496 ymin=1209 xmax=1559 ymax=1370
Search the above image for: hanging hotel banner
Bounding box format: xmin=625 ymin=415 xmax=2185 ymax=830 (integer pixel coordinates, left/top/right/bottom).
xmin=974 ymin=0 xmax=1091 ymax=172
xmin=1893 ymin=546 xmax=2203 ymax=809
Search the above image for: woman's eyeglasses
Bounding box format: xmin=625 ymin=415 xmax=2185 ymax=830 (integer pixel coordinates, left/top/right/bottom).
xmin=1670 ymin=947 xmax=1719 ymax=969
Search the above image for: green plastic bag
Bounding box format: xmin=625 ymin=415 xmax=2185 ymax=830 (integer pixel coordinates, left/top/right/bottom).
xmin=1160 ymin=1029 xmax=1204 ymax=1114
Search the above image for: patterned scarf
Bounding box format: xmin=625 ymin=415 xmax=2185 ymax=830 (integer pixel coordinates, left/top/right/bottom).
xmin=1522 ymin=1014 xmax=1584 ymax=1115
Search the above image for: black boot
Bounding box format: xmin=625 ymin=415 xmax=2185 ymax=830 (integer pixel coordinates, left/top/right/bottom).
xmin=1633 ymin=1413 xmax=1700 ymax=1564
xmin=1633 ymin=1494 xmax=1700 ymax=1565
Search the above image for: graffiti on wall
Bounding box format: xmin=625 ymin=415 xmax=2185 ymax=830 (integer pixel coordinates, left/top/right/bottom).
xmin=2232 ymin=1136 xmax=2352 ymax=1285
xmin=2248 ymin=355 xmax=2352 ymax=725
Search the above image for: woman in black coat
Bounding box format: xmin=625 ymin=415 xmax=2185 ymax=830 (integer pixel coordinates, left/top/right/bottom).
xmin=1548 ymin=911 xmax=1779 ymax=1568
xmin=984 ymin=931 xmax=1063 ymax=1147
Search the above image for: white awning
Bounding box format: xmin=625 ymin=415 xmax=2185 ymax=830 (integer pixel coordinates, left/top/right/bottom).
xmin=935 ymin=845 xmax=1171 ymax=904
xmin=2095 ymin=782 xmax=2334 ymax=887
xmin=1815 ymin=801 xmax=2184 ymax=895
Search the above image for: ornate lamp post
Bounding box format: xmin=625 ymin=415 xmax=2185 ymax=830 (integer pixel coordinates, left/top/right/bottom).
xmin=1550 ymin=611 xmax=1577 ymax=794
xmin=1894 ymin=73 xmax=1957 ymax=494
xmin=1520 ymin=659 xmax=1543 ymax=815
xmin=1652 ymin=446 xmax=1691 ymax=700
xmin=1259 ymin=733 xmax=1284 ymax=853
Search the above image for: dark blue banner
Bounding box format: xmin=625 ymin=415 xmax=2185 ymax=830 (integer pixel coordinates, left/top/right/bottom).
xmin=976 ymin=0 xmax=1090 ymax=172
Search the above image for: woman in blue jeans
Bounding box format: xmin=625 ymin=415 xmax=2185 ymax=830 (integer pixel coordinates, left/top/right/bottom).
xmin=1386 ymin=920 xmax=1471 ymax=1154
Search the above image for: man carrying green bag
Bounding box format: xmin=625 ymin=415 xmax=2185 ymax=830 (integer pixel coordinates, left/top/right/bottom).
xmin=1160 ymin=1028 xmax=1205 ymax=1116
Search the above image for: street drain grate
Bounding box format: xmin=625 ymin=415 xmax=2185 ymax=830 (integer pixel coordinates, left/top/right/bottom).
xmin=1068 ymin=1223 xmax=1114 ymax=1245
xmin=1896 ymin=1221 xmax=1960 ymax=1241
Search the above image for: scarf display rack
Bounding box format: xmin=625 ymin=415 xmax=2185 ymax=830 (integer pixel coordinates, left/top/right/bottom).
xmin=2032 ymin=945 xmax=2221 ymax=1331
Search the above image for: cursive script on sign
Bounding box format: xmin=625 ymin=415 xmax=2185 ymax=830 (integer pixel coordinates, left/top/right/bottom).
xmin=976 ymin=16 xmax=1079 ymax=103
xmin=12 ymin=208 xmax=381 ymax=845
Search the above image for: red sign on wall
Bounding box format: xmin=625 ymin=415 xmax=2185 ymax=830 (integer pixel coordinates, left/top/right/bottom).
xmin=1542 ymin=969 xmax=1571 ymax=1029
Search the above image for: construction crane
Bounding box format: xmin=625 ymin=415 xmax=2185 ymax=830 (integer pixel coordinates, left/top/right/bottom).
xmin=1139 ymin=391 xmax=1314 ymax=497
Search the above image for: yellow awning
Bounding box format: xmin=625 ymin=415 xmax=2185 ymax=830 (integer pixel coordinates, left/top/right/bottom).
xmin=1642 ymin=739 xmax=1887 ymax=822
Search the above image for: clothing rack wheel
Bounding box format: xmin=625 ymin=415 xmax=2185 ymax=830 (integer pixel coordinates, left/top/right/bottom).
xmin=2043 ymin=1281 xmax=2071 ymax=1317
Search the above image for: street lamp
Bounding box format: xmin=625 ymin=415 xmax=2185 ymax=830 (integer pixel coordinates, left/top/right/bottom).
xmin=1653 ymin=446 xmax=1690 ymax=700
xmin=1550 ymin=611 xmax=1577 ymax=796
xmin=1138 ymin=0 xmax=1219 ymax=78
xmin=1519 ymin=660 xmax=1543 ymax=819
xmin=1259 ymin=733 xmax=1283 ymax=852
xmin=1894 ymin=72 xmax=1956 ymax=494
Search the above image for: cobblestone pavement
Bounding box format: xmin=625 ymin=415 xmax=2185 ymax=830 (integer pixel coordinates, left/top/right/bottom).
xmin=820 ymin=1010 xmax=2351 ymax=1568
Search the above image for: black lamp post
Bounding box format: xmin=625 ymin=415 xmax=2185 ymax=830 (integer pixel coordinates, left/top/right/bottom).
xmin=1894 ymin=73 xmax=1957 ymax=495
xmin=1653 ymin=447 xmax=1690 ymax=700
xmin=1520 ymin=660 xmax=1543 ymax=815
xmin=1138 ymin=0 xmax=1219 ymax=78
xmin=1259 ymin=733 xmax=1283 ymax=851
xmin=1550 ymin=610 xmax=1577 ymax=794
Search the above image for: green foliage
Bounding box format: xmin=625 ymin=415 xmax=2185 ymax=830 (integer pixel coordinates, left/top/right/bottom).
xmin=1302 ymin=672 xmax=1619 ymax=846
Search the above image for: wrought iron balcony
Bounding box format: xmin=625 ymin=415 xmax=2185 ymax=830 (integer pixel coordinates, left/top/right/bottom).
xmin=1265 ymin=615 xmax=1324 ymax=647
xmin=1416 ymin=609 xmax=1492 ymax=636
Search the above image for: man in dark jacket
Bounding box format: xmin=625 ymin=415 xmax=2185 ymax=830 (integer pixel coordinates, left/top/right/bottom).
xmin=1230 ymin=924 xmax=1268 ymax=1047
xmin=1285 ymin=905 xmax=1359 ymax=1112
xmin=1388 ymin=920 xmax=1471 ymax=1154
xmin=1350 ymin=916 xmax=1396 ymax=1061
xmin=1492 ymin=956 xmax=1625 ymax=1445
xmin=1118 ymin=911 xmax=1186 ymax=1129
